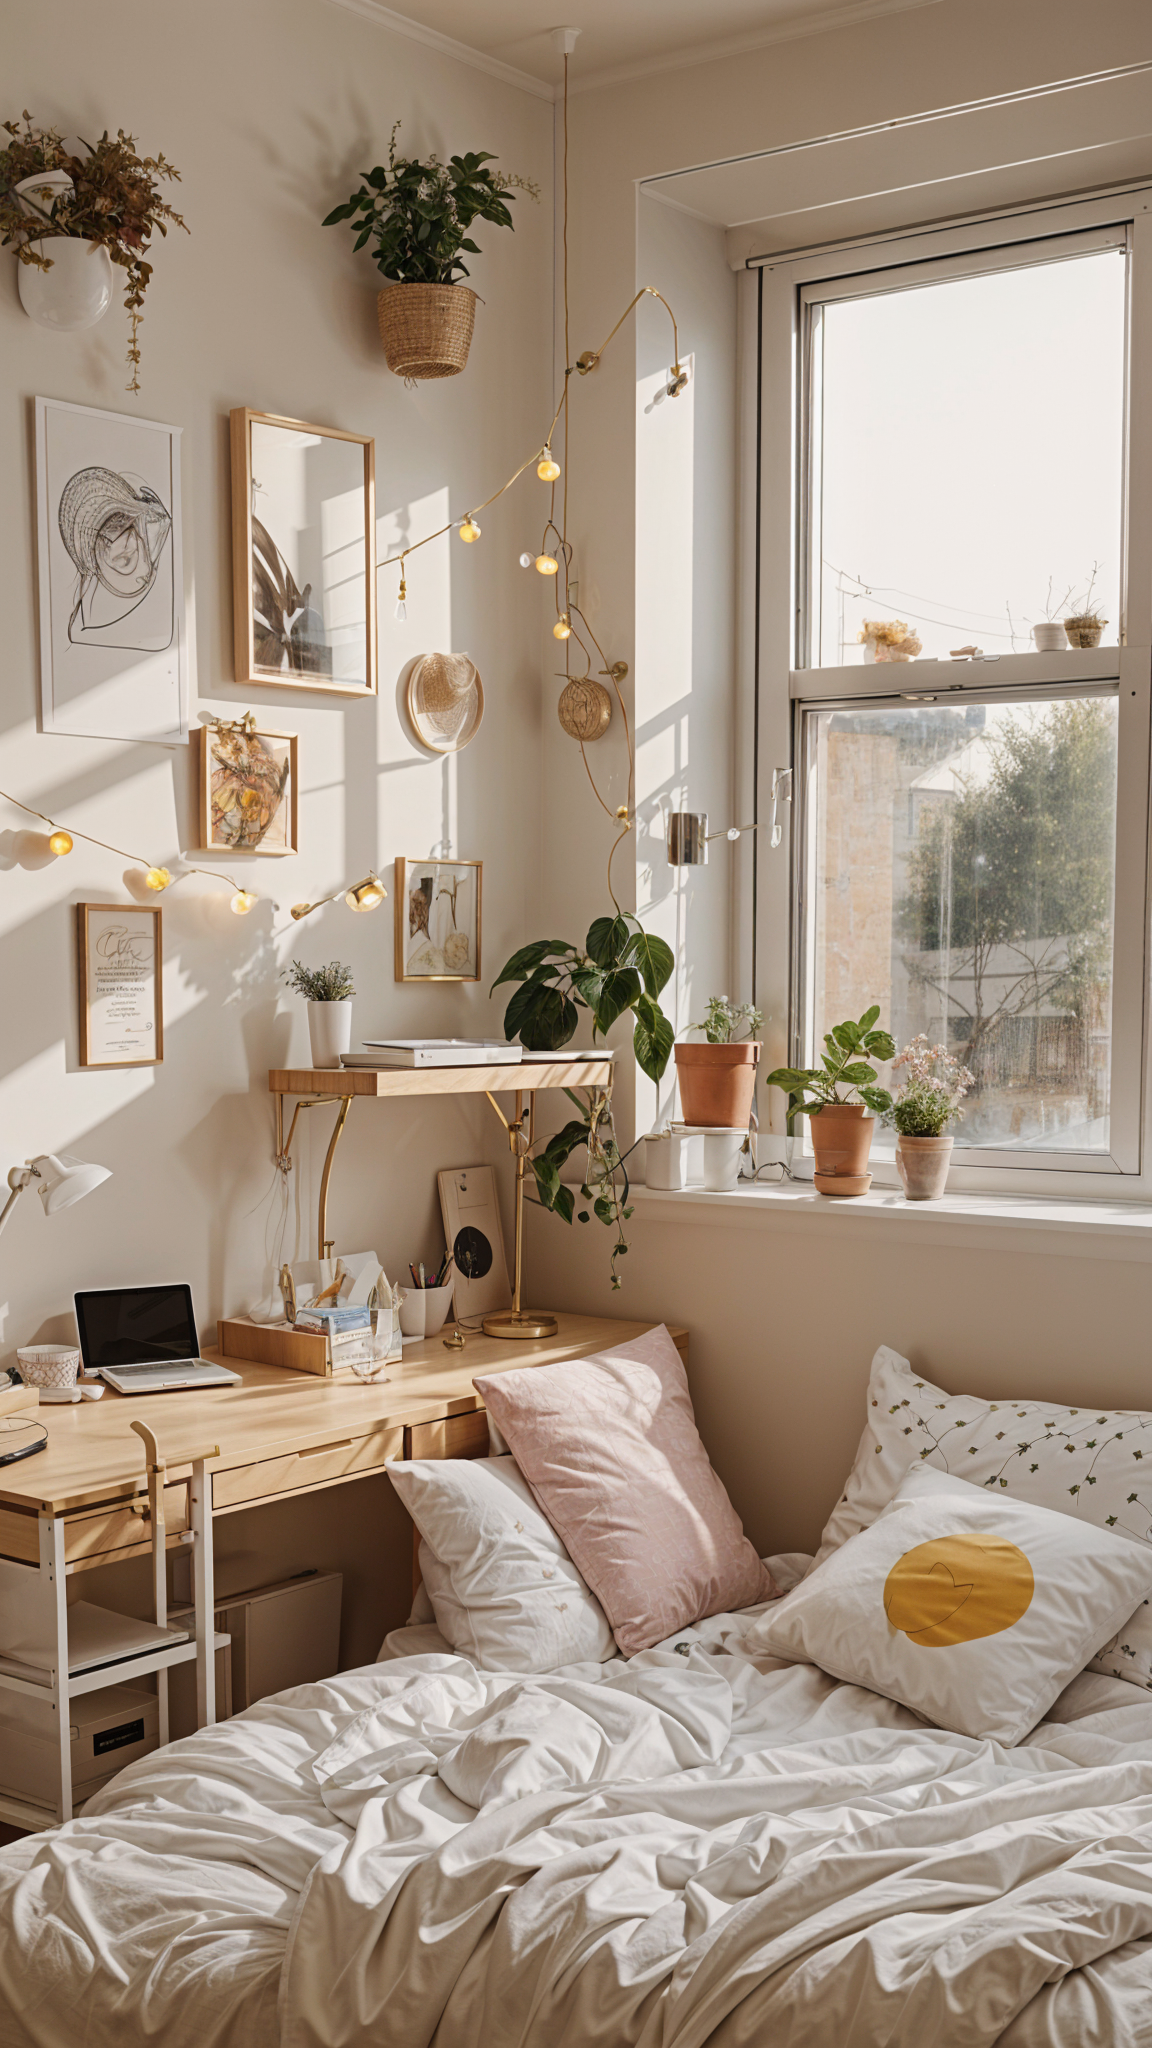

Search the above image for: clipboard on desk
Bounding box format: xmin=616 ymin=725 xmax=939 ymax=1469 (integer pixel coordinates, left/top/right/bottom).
xmin=437 ymin=1167 xmax=511 ymax=1322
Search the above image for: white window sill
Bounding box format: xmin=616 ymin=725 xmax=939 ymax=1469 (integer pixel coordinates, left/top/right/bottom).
xmin=628 ymin=1180 xmax=1152 ymax=1261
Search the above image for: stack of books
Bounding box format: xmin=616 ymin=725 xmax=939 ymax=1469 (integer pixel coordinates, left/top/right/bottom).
xmin=292 ymin=1302 xmax=374 ymax=1371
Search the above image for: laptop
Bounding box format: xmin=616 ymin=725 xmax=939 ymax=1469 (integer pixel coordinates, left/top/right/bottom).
xmin=73 ymin=1284 xmax=242 ymax=1395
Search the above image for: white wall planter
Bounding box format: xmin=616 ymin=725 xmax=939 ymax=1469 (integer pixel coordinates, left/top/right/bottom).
xmin=17 ymin=236 xmax=114 ymax=331
xmin=307 ymin=999 xmax=352 ymax=1069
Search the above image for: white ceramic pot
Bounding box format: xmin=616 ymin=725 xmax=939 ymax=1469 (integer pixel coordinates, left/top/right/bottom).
xmin=1032 ymin=622 xmax=1068 ymax=652
xmin=307 ymin=999 xmax=352 ymax=1069
xmin=17 ymin=236 xmax=114 ymax=332
xmin=700 ymin=1129 xmax=746 ymax=1191
xmin=397 ymin=1283 xmax=455 ymax=1339
xmin=895 ymin=1133 xmax=954 ymax=1201
xmin=16 ymin=1343 xmax=80 ymax=1389
xmin=13 ymin=169 xmax=76 ymax=218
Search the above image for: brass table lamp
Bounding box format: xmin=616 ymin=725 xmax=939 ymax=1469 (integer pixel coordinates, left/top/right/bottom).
xmin=481 ymin=1090 xmax=558 ymax=1341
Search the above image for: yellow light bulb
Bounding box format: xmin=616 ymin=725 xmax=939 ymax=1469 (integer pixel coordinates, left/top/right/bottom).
xmin=144 ymin=867 xmax=171 ymax=892
xmin=230 ymin=889 xmax=257 ymax=915
xmin=48 ymin=830 xmax=73 ymax=857
xmin=345 ymin=875 xmax=386 ymax=911
xmin=615 ymin=806 xmax=630 ymax=823
xmin=290 ymin=903 xmax=313 ymax=921
xmin=535 ymin=554 xmax=559 ymax=576
xmin=537 ymin=449 xmax=561 ymax=483
xmin=459 ymin=518 xmax=481 ymax=543
xmin=553 ymin=615 xmax=571 ymax=640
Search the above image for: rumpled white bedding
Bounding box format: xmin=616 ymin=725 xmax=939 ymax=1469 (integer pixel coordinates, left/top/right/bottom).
xmin=6 ymin=1557 xmax=1152 ymax=2048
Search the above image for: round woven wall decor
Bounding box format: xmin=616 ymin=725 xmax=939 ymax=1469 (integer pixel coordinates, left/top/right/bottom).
xmin=558 ymin=675 xmax=612 ymax=742
xmin=407 ymin=652 xmax=484 ymax=753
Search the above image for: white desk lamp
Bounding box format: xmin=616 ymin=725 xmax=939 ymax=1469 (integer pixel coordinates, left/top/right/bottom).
xmin=0 ymin=1153 xmax=112 ymax=1239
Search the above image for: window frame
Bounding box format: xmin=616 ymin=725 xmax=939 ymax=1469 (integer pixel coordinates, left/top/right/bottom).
xmin=749 ymin=186 xmax=1152 ymax=1195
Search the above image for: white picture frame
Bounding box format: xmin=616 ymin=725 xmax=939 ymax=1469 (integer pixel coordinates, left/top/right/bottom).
xmin=35 ymin=395 xmax=187 ymax=745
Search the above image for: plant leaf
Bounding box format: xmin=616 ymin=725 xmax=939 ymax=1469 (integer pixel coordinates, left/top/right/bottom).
xmin=490 ymin=939 xmax=572 ymax=991
xmin=624 ymin=928 xmax=674 ymax=996
xmin=516 ymin=985 xmax=579 ymax=1051
xmin=862 ymin=1030 xmax=896 ymax=1060
xmin=839 ymin=1061 xmax=879 ymax=1086
xmin=857 ymin=1004 xmax=881 ymax=1032
xmin=586 ymin=914 xmax=632 ymax=967
xmin=592 ymin=967 xmax=642 ymax=1033
xmin=633 ymin=993 xmax=673 ymax=1082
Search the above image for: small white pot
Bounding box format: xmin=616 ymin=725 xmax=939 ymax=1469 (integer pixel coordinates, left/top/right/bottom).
xmin=307 ymin=999 xmax=352 ymax=1068
xmin=17 ymin=235 xmax=114 ymax=332
xmin=1032 ymin=622 xmax=1068 ymax=653
xmin=397 ymin=1283 xmax=455 ymax=1340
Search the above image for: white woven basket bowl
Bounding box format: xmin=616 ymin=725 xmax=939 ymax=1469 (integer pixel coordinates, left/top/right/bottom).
xmin=17 ymin=1343 xmax=81 ymax=1389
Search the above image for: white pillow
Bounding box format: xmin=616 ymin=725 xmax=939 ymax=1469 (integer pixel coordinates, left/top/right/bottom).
xmin=817 ymin=1345 xmax=1152 ymax=1688
xmin=388 ymin=1455 xmax=615 ymax=1672
xmin=751 ymin=1468 xmax=1152 ymax=1744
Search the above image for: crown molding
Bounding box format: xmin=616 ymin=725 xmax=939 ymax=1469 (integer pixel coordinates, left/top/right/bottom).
xmin=322 ymin=0 xmax=554 ymax=100
xmin=323 ymin=0 xmax=943 ymax=103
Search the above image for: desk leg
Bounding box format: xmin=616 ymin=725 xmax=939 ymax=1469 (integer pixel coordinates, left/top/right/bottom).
xmin=191 ymin=1461 xmax=216 ymax=1728
xmin=40 ymin=1516 xmax=71 ymax=1824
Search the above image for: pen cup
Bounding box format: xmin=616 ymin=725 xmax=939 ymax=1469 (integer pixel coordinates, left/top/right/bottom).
xmin=398 ymin=1282 xmax=455 ymax=1340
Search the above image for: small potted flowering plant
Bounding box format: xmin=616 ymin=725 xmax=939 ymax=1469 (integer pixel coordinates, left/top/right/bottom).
xmin=858 ymin=618 xmax=922 ymax=664
xmin=884 ymin=1035 xmax=974 ymax=1200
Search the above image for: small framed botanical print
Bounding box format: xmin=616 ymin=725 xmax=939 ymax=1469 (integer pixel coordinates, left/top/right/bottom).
xmin=395 ymin=858 xmax=482 ymax=982
xmin=196 ymin=716 xmax=298 ymax=855
xmin=78 ymin=903 xmax=163 ymax=1068
xmin=230 ymin=408 xmax=376 ymax=696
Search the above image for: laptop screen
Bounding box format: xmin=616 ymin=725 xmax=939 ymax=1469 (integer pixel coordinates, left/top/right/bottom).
xmin=74 ymin=1284 xmax=200 ymax=1371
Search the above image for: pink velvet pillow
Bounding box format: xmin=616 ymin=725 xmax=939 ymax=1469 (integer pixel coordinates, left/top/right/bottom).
xmin=474 ymin=1325 xmax=778 ymax=1655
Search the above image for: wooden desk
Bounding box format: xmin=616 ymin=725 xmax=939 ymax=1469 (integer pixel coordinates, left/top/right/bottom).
xmin=0 ymin=1312 xmax=686 ymax=1827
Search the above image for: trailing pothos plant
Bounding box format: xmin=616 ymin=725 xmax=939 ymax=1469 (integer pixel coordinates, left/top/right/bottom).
xmin=492 ymin=914 xmax=674 ymax=1288
xmin=764 ymin=1005 xmax=895 ymax=1125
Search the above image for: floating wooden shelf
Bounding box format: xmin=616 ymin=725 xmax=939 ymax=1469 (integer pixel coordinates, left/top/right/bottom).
xmin=268 ymin=1059 xmax=614 ymax=1099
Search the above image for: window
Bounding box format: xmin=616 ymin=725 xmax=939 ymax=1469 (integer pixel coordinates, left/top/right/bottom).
xmin=752 ymin=194 xmax=1152 ymax=1184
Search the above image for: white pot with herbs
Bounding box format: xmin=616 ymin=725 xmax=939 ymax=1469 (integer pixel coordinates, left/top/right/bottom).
xmin=285 ymin=959 xmax=354 ymax=1069
xmin=885 ymin=1036 xmax=974 ymax=1201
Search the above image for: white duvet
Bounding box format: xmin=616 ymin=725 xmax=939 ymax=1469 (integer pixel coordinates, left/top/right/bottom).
xmin=6 ymin=1561 xmax=1152 ymax=2048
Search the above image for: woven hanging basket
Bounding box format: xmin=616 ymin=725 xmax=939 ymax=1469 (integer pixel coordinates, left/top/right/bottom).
xmin=377 ymin=283 xmax=477 ymax=380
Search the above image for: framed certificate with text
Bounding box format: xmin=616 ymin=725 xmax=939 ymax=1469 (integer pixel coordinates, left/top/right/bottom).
xmin=78 ymin=903 xmax=164 ymax=1069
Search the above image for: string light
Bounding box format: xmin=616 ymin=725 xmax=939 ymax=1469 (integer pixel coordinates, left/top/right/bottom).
xmin=537 ymin=447 xmax=561 ymax=482
xmin=144 ymin=867 xmax=172 ymax=892
xmin=519 ymin=552 xmax=535 ymax=569
xmin=535 ymin=554 xmax=559 ymax=576
xmin=0 ymin=788 xmax=263 ymax=914
xmin=230 ymin=890 xmax=257 ymax=915
xmin=459 ymin=517 xmax=481 ymax=543
xmin=48 ymin=830 xmax=72 ymax=856
xmin=395 ymin=559 xmax=407 ymax=622
xmin=553 ymin=614 xmax=572 ymax=640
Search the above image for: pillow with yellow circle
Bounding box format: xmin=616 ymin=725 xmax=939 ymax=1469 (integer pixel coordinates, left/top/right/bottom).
xmin=748 ymin=1467 xmax=1152 ymax=1744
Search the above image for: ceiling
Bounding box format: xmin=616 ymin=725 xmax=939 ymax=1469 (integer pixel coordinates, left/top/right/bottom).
xmin=371 ymin=0 xmax=939 ymax=92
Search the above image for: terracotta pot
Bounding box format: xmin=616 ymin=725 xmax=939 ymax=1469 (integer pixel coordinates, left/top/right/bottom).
xmin=674 ymin=1041 xmax=760 ymax=1128
xmin=896 ymin=1133 xmax=953 ymax=1201
xmin=810 ymin=1101 xmax=874 ymax=1197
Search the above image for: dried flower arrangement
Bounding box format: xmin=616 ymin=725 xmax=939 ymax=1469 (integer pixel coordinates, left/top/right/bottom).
xmin=0 ymin=112 xmax=188 ymax=390
xmin=1064 ymin=562 xmax=1108 ymax=645
xmin=884 ymin=1036 xmax=974 ymax=1138
xmin=857 ymin=618 xmax=923 ymax=662
xmin=282 ymin=960 xmax=355 ymax=1003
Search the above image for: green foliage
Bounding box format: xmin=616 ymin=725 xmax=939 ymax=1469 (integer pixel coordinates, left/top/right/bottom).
xmin=902 ymin=700 xmax=1116 ymax=1072
xmin=690 ymin=995 xmax=764 ymax=1045
xmin=283 ymin=959 xmax=355 ymax=1003
xmin=0 ymin=113 xmax=188 ymax=391
xmin=322 ymin=122 xmax=538 ymax=285
xmin=492 ymin=917 xmax=675 ymax=1287
xmin=764 ymin=1005 xmax=894 ymax=1126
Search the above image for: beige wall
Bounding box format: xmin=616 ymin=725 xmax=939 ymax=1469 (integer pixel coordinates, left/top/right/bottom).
xmin=1 ymin=0 xmax=554 ymax=1361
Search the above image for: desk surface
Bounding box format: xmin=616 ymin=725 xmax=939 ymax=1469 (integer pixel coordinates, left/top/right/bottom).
xmin=2 ymin=1314 xmax=685 ymax=1518
xmin=270 ymin=1059 xmax=615 ymax=1099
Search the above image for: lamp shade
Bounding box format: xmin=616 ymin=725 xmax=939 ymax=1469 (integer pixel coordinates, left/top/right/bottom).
xmin=668 ymin=812 xmax=709 ymax=866
xmin=30 ymin=1154 xmax=112 ymax=1214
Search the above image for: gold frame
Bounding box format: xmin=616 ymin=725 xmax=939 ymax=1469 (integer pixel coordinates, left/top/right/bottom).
xmin=78 ymin=902 xmax=164 ymax=1070
xmin=229 ymin=408 xmax=376 ymax=698
xmin=196 ymin=721 xmax=299 ymax=856
xmin=394 ymin=857 xmax=482 ymax=983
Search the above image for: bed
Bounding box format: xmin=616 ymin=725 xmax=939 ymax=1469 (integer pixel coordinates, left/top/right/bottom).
xmin=5 ymin=1570 xmax=1152 ymax=2048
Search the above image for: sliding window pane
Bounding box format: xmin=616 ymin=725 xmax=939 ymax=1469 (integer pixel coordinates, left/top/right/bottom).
xmin=811 ymin=248 xmax=1126 ymax=664
xmin=803 ymin=693 xmax=1118 ymax=1153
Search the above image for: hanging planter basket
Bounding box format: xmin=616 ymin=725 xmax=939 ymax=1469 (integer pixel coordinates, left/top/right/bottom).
xmin=377 ymin=283 xmax=477 ymax=380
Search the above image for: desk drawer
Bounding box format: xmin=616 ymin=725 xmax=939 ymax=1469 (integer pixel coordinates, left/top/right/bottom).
xmin=0 ymin=1484 xmax=190 ymax=1569
xmin=405 ymin=1411 xmax=490 ymax=1462
xmin=213 ymin=1426 xmax=402 ymax=1511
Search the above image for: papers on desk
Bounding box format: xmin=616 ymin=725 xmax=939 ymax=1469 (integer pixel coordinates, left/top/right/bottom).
xmin=347 ymin=1040 xmax=523 ymax=1068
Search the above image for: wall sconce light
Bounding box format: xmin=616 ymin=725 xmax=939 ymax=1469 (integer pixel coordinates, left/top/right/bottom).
xmin=291 ymin=871 xmax=388 ymax=922
xmin=666 ymin=771 xmax=792 ymax=866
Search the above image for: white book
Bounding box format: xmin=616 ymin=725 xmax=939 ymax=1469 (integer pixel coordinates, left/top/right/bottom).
xmin=346 ymin=1039 xmax=523 ymax=1068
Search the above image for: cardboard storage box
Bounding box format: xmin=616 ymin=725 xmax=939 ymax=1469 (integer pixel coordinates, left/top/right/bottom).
xmin=0 ymin=1682 xmax=158 ymax=1809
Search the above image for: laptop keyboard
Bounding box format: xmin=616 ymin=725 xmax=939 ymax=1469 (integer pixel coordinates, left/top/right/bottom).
xmin=113 ymin=1360 xmax=211 ymax=1378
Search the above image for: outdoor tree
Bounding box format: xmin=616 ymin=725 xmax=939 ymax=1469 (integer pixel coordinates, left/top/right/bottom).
xmin=903 ymin=698 xmax=1116 ymax=1077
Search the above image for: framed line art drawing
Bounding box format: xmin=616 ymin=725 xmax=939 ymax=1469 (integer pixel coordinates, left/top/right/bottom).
xmin=77 ymin=903 xmax=163 ymax=1069
xmin=395 ymin=858 xmax=482 ymax=982
xmin=35 ymin=395 xmax=187 ymax=745
xmin=196 ymin=715 xmax=298 ymax=855
xmin=230 ymin=408 xmax=376 ymax=697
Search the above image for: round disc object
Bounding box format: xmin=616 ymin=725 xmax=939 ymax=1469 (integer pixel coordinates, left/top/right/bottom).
xmin=558 ymin=676 xmax=612 ymax=742
xmin=482 ymin=1310 xmax=560 ymax=1341
xmin=407 ymin=653 xmax=484 ymax=754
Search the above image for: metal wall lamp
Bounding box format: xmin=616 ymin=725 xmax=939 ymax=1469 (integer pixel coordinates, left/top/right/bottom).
xmin=666 ymin=770 xmax=792 ymax=866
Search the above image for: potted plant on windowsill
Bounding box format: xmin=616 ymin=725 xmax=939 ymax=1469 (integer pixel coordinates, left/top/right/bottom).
xmin=674 ymin=996 xmax=763 ymax=1129
xmin=0 ymin=113 xmax=187 ymax=390
xmin=1063 ymin=563 xmax=1108 ymax=650
xmin=284 ymin=959 xmax=355 ymax=1070
xmin=885 ymin=1035 xmax=974 ymax=1200
xmin=323 ymin=123 xmax=539 ymax=381
xmin=765 ymin=1005 xmax=894 ymax=1196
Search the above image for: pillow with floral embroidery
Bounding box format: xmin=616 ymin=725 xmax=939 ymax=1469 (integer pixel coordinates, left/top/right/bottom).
xmin=815 ymin=1346 xmax=1152 ymax=1688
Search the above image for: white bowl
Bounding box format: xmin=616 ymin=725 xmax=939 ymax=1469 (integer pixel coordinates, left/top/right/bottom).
xmin=17 ymin=1343 xmax=81 ymax=1389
